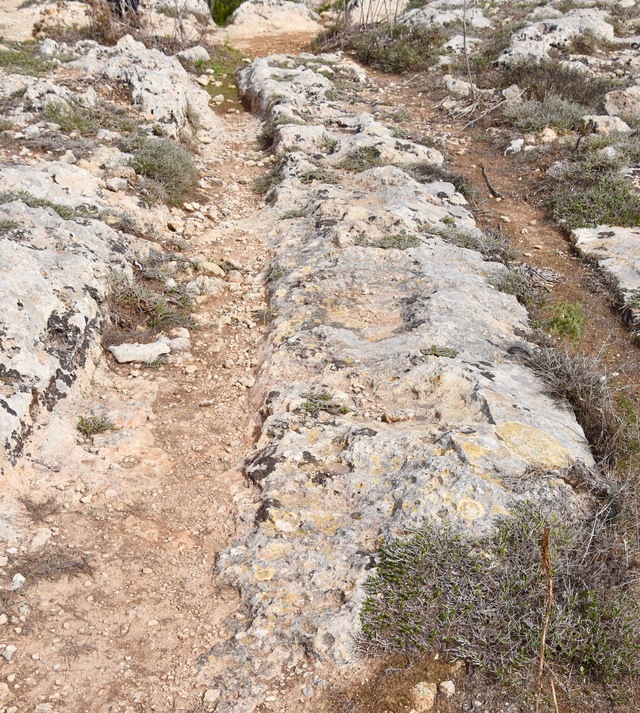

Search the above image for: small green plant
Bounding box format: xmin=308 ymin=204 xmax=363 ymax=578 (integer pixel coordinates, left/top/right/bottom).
xmin=280 ymin=209 xmax=307 ymax=220
xmin=252 ymin=168 xmax=285 ymax=195
xmin=547 ymin=301 xmax=585 ymax=341
xmin=0 ymin=42 xmax=52 ymax=76
xmin=320 ymin=135 xmax=339 ymax=154
xmin=336 ymin=146 xmax=384 ymax=172
xmin=0 ymin=219 xmax=19 ymax=234
xmin=257 ymin=116 xmax=305 ymax=150
xmin=300 ymin=392 xmax=349 ymax=417
xmin=299 ymin=169 xmax=338 ymax=185
xmin=0 ymin=191 xmax=79 ymax=220
xmin=41 ymin=102 xmax=92 ymax=134
xmin=77 ymin=415 xmax=118 ymax=437
xmin=268 ymin=263 xmax=286 ymax=281
xmin=354 ymin=231 xmax=421 ymax=250
xmin=421 ymin=345 xmax=458 ymax=358
xmin=121 ymin=136 xmax=198 ymax=206
xmin=0 ymin=118 xmax=13 ymax=131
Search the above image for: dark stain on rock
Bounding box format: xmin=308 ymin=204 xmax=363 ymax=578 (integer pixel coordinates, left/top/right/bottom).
xmin=245 ymin=444 xmax=282 ymax=485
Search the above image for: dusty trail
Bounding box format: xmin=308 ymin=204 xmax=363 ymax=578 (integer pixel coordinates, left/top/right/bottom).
xmin=2 ymin=94 xmax=272 ymax=711
xmin=4 ymin=26 xmax=640 ymax=713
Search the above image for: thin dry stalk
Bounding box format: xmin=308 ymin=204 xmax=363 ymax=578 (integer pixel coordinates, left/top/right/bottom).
xmin=536 ymin=528 xmax=553 ymax=713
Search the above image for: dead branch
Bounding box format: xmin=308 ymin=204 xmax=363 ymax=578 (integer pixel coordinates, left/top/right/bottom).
xmin=481 ymin=165 xmax=504 ymax=199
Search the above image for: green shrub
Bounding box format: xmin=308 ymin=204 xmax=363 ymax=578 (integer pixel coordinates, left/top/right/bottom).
xmin=208 ymin=0 xmax=245 ymax=25
xmin=547 ymin=301 xmax=585 ymax=341
xmin=321 ymin=23 xmax=447 ymax=74
xmin=336 ymin=146 xmax=384 ymax=172
xmin=77 ymin=415 xmax=118 ymax=436
xmin=361 ymin=506 xmax=640 ymax=702
xmin=501 ymin=94 xmax=588 ymax=132
xmin=547 ymin=172 xmax=640 ymax=229
xmin=0 ymin=219 xmax=19 ymax=235
xmin=122 ymin=137 xmax=198 ymax=206
xmin=501 ymin=59 xmax=627 ymax=110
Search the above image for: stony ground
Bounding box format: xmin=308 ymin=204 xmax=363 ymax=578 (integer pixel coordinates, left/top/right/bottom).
xmin=1 ymin=2 xmax=640 ymax=713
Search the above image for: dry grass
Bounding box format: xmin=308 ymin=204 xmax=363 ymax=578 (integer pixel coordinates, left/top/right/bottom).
xmin=19 ymin=497 xmax=60 ymax=523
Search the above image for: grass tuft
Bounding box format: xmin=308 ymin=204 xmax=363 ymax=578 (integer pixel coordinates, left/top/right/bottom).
xmin=407 ymin=162 xmax=478 ymax=202
xmin=354 ymin=231 xmax=421 ymax=250
xmin=77 ymin=415 xmax=118 ymax=437
xmin=502 ymin=94 xmax=588 ymax=132
xmin=336 ymin=146 xmax=384 ymax=172
xmin=431 ymin=225 xmax=519 ymax=264
xmin=120 ymin=136 xmax=198 ymax=206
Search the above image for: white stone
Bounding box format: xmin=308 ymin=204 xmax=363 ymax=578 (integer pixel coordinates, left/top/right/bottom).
xmin=109 ymin=341 xmax=171 ymax=364
xmin=412 ymin=681 xmax=437 ymax=712
xmin=203 ymin=689 xmax=220 ymax=703
xmin=580 ymin=115 xmax=631 ymax=135
xmin=9 ymin=574 xmax=25 ymax=591
xmin=439 ymin=680 xmax=455 ymax=697
xmin=105 ymin=177 xmax=128 ymax=192
xmin=504 ymin=138 xmax=524 ymax=155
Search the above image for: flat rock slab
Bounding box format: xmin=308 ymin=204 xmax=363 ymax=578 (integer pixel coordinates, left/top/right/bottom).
xmin=572 ymin=225 xmax=640 ymax=323
xmin=109 ymin=341 xmax=171 ymax=364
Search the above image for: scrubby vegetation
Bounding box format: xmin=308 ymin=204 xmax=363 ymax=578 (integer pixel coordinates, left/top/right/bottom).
xmin=502 ymin=94 xmax=588 ymax=132
xmin=361 ymin=505 xmax=640 ymax=706
xmin=407 ymin=162 xmax=478 ymax=202
xmin=120 ymin=136 xmax=198 ymax=206
xmin=0 ymin=41 xmax=53 ymax=76
xmin=318 ymin=23 xmax=447 ymax=73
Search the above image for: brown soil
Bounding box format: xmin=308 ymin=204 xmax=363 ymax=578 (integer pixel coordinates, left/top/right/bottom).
xmin=4 ymin=28 xmax=640 ymax=713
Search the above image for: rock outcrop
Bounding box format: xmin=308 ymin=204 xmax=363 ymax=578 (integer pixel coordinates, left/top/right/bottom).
xmin=209 ymin=52 xmax=594 ymax=711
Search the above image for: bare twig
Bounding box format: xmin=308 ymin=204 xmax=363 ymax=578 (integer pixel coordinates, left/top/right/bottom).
xmin=536 ymin=528 xmax=553 ymax=713
xmin=481 ymin=165 xmax=504 ymax=199
xmin=462 ymin=0 xmax=476 ymax=103
xmin=459 ymin=88 xmax=528 ymax=132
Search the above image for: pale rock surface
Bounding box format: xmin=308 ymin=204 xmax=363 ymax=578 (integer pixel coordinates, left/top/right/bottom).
xmin=226 ymin=0 xmax=322 ymax=39
xmin=109 ymin=341 xmax=171 ymax=364
xmin=580 ymin=114 xmax=631 ymax=135
xmin=604 ymin=85 xmax=640 ymax=119
xmin=571 ymin=226 xmax=640 ymax=326
xmin=401 ymin=0 xmax=492 ymax=29
xmin=0 ymin=199 xmax=146 ymax=472
xmin=498 ymin=9 xmax=615 ymax=63
xmin=207 ymin=54 xmax=594 ymax=713
xmin=73 ymin=35 xmax=222 ymax=136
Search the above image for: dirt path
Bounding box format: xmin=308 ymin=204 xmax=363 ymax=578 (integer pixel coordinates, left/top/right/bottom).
xmin=2 ymin=104 xmax=274 ymax=712
xmin=5 ymin=32 xmax=640 ymax=713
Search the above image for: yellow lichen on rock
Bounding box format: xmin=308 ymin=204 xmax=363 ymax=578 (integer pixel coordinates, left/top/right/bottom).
xmin=496 ymin=421 xmax=575 ymax=469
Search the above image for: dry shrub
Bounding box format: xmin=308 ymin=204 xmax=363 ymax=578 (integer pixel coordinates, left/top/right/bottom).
xmin=361 ymin=505 xmax=640 ymax=709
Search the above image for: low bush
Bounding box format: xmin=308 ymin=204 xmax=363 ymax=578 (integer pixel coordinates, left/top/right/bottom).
xmin=354 ymin=231 xmax=421 ymax=250
xmin=361 ymin=505 xmax=640 ymax=704
xmin=319 ymin=23 xmax=447 ymax=74
xmin=501 ymin=58 xmax=627 ymax=110
xmin=77 ymin=415 xmax=118 ymax=436
xmin=430 ymin=225 xmax=519 ymax=264
xmin=336 ymin=146 xmax=384 ymax=172
xmin=547 ymin=300 xmax=585 ymax=341
xmin=490 ymin=267 xmax=544 ymax=306
xmin=121 ymin=136 xmax=198 ymax=206
xmin=501 ymin=94 xmax=588 ymax=132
